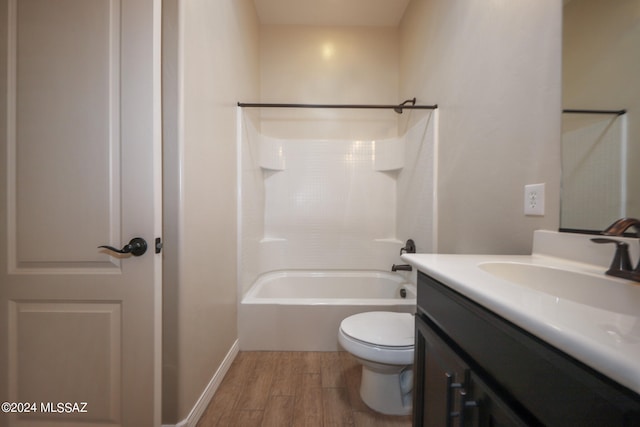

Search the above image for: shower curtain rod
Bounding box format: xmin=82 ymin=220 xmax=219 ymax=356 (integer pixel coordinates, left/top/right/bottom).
xmin=562 ymin=108 xmax=626 ymax=116
xmin=237 ymin=101 xmax=438 ymax=111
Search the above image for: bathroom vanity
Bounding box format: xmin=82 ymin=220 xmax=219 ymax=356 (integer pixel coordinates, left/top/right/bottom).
xmin=404 ymin=231 xmax=640 ymax=427
xmin=414 ymin=271 xmax=639 ymax=426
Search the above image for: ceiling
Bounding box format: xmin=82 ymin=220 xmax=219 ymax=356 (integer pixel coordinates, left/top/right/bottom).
xmin=253 ymin=0 xmax=412 ymax=27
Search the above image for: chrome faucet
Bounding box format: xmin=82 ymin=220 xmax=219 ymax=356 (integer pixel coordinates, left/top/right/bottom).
xmin=591 ymin=218 xmax=640 ymax=282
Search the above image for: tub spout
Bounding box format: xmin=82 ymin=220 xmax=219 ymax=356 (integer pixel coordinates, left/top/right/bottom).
xmin=392 ymin=264 xmax=412 ymax=272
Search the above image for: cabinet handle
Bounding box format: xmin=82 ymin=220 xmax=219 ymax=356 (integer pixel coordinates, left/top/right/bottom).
xmin=446 ymin=373 xmax=465 ymax=426
xmin=446 ymin=373 xmax=457 ymax=427
xmin=459 ymin=389 xmax=479 ymax=426
xmin=447 ymin=373 xmax=480 ymax=427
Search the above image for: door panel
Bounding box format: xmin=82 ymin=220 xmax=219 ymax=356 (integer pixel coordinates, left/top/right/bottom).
xmin=416 ymin=316 xmax=469 ymax=427
xmin=0 ymin=0 xmax=161 ymax=425
xmin=13 ymin=0 xmax=119 ymax=269
xmin=9 ymin=301 xmax=121 ymax=423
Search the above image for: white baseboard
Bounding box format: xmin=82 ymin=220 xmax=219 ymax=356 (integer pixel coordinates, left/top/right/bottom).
xmin=162 ymin=339 xmax=239 ymax=427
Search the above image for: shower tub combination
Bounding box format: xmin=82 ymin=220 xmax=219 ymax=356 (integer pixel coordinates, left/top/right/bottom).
xmin=239 ymin=270 xmax=416 ymax=351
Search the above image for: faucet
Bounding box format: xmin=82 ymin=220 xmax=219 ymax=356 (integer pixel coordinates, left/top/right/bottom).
xmin=601 ymin=217 xmax=640 ymax=237
xmin=394 ymin=239 xmax=416 ymax=272
xmin=591 ymin=218 xmax=640 ymax=282
xmin=399 ymin=239 xmax=416 ymax=255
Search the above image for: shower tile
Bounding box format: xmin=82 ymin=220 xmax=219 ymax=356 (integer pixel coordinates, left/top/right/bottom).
xmin=239 ymin=110 xmax=436 ymax=276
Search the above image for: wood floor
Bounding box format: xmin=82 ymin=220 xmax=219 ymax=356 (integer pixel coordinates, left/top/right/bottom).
xmin=197 ymin=351 xmax=413 ymax=427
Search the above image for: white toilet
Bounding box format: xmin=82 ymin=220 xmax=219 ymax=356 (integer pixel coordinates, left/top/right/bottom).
xmin=338 ymin=311 xmax=415 ymax=415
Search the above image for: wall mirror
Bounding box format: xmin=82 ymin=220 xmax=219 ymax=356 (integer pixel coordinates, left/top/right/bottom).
xmin=561 ymin=0 xmax=640 ymax=233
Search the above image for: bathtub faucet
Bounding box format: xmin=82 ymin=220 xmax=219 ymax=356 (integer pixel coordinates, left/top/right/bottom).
xmin=399 ymin=239 xmax=416 ymax=255
xmin=392 ymin=264 xmax=412 ymax=272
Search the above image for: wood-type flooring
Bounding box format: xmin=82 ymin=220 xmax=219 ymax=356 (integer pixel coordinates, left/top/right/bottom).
xmin=196 ymin=351 xmax=413 ymax=427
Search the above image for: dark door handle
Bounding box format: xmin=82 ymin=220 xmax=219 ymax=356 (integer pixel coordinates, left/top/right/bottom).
xmin=99 ymin=237 xmax=148 ymax=256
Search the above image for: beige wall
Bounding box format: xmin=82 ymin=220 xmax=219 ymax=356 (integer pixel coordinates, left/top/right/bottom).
xmin=162 ymin=0 xmax=259 ymax=424
xmin=400 ymin=0 xmax=563 ymax=254
xmin=259 ymin=25 xmax=400 ymax=140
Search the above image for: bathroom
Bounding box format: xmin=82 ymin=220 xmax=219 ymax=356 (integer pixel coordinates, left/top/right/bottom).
xmin=161 ymin=0 xmax=560 ymax=424
xmin=163 ymin=0 xmax=562 ymax=424
xmin=4 ymin=0 xmax=637 ymax=425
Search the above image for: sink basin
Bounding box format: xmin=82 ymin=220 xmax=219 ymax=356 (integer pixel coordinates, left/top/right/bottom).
xmin=478 ymin=262 xmax=640 ymax=315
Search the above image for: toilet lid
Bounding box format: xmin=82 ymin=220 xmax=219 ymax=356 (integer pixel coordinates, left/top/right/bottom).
xmin=340 ymin=312 xmax=414 ymax=347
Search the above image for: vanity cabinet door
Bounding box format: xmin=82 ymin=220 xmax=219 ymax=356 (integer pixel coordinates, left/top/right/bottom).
xmin=466 ymin=371 xmax=530 ymax=427
xmin=415 ymin=313 xmax=531 ymax=427
xmin=415 ymin=313 xmax=470 ymax=427
xmin=413 ymin=315 xmax=529 ymax=427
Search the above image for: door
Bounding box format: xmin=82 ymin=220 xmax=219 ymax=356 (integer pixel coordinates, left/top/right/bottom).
xmin=415 ymin=315 xmax=470 ymax=427
xmin=466 ymin=372 xmax=530 ymax=427
xmin=415 ymin=315 xmax=530 ymax=427
xmin=0 ymin=0 xmax=162 ymax=426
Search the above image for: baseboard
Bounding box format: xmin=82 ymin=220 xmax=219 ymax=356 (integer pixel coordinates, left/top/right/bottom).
xmin=162 ymin=339 xmax=239 ymax=427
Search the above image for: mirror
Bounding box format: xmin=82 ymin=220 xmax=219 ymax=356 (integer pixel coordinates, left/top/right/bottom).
xmin=561 ymin=0 xmax=640 ymax=232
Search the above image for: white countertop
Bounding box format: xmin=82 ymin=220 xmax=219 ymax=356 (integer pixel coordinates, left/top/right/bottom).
xmin=402 ymin=244 xmax=640 ymax=395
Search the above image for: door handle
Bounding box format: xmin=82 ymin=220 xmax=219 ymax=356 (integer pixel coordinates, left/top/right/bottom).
xmin=99 ymin=237 xmax=148 ymax=256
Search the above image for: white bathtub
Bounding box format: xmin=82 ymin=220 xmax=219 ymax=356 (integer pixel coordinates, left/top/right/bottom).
xmin=239 ymin=270 xmax=416 ymax=351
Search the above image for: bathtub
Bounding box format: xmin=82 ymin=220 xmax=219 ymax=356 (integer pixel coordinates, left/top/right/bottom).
xmin=239 ymin=270 xmax=416 ymax=351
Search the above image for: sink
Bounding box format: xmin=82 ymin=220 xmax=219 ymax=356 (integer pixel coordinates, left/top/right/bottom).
xmin=478 ymin=262 xmax=640 ymax=315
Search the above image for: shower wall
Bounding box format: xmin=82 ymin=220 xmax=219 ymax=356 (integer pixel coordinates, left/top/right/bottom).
xmin=239 ymin=112 xmax=436 ymax=296
xmin=396 ymin=112 xmax=438 ymax=253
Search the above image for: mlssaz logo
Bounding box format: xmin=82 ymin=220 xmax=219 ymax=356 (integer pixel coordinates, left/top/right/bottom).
xmin=40 ymin=402 xmax=88 ymax=413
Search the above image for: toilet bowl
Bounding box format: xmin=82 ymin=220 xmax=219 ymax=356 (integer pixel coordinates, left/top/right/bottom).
xmin=338 ymin=311 xmax=414 ymax=416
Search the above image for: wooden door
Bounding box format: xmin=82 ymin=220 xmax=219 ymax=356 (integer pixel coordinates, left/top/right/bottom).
xmin=0 ymin=0 xmax=162 ymax=425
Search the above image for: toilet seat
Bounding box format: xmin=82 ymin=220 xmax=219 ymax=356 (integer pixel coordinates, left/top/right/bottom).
xmin=341 ymin=311 xmax=414 ymax=347
xmin=339 ymin=312 xmax=414 ymax=365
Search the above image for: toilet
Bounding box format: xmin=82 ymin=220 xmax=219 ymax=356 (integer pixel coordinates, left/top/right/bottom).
xmin=338 ymin=311 xmax=415 ymax=415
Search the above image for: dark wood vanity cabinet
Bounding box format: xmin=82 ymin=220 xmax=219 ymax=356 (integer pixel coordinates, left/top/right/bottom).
xmin=415 ymin=314 xmax=528 ymax=426
xmin=413 ymin=271 xmax=640 ymax=427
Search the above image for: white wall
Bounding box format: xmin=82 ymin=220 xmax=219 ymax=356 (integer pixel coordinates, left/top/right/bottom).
xmin=162 ymin=0 xmax=259 ymax=424
xmin=400 ymin=0 xmax=562 ymax=254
